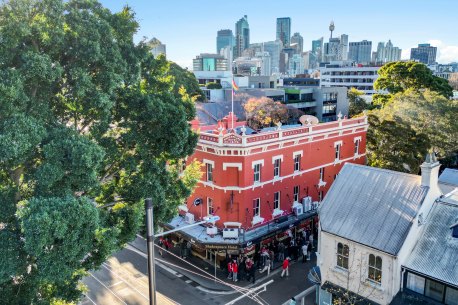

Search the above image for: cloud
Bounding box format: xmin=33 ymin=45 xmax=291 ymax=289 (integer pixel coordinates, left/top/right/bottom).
xmin=402 ymin=40 xmax=458 ymax=64
xmin=427 ymin=40 xmax=458 ymax=63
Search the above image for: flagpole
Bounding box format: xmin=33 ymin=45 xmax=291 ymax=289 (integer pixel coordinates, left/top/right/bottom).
xmin=231 ymin=76 xmax=234 ymax=130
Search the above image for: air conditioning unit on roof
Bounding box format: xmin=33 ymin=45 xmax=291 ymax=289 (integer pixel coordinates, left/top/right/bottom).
xmin=184 ymin=212 xmax=195 ymax=224
xmin=223 ymin=228 xmax=239 ymax=239
xmin=293 ymin=202 xmax=303 ymax=216
xmin=302 ymin=196 xmax=312 ymax=211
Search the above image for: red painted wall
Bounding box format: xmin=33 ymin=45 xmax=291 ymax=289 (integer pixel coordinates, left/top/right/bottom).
xmin=184 ymin=121 xmax=367 ymax=230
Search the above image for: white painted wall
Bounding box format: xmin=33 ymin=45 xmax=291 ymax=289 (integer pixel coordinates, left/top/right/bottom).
xmin=319 ymin=231 xmax=397 ymax=305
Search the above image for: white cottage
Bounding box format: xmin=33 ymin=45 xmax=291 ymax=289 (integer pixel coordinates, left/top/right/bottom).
xmin=316 ymin=154 xmax=441 ymax=305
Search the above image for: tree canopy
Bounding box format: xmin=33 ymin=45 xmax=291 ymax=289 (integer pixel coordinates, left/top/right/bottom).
xmin=367 ymin=89 xmax=458 ymax=173
xmin=0 ymin=0 xmax=200 ymax=303
xmin=347 ymin=87 xmax=369 ymax=117
xmin=373 ymin=61 xmax=453 ymax=106
xmin=244 ymin=97 xmax=288 ymax=129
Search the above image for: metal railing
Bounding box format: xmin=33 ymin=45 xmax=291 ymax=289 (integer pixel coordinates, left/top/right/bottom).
xmin=281 ymin=286 xmax=316 ymax=305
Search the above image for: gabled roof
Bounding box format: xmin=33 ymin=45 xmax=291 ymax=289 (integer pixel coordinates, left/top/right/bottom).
xmin=439 ymin=168 xmax=458 ymax=187
xmin=319 ymin=163 xmax=428 ymax=255
xmin=404 ymin=199 xmax=458 ymax=287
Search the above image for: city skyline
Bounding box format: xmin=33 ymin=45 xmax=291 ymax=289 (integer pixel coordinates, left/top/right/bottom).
xmin=99 ymin=0 xmax=457 ymax=68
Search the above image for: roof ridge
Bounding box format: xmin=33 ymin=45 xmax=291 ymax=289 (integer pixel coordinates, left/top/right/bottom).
xmin=343 ymin=163 xmax=422 ymax=180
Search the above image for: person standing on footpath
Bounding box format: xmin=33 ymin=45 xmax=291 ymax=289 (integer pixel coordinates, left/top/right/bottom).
xmin=227 ymin=259 xmax=233 ymax=280
xmin=278 ymin=242 xmax=285 ymax=261
xmin=280 ymin=257 xmax=290 ymax=278
xmin=307 ymin=240 xmax=312 ymax=261
xmin=245 ymin=258 xmax=256 ymax=283
xmin=301 ymin=242 xmax=308 ymax=263
xmin=259 ymin=255 xmax=271 ymax=276
xmin=232 ymin=259 xmax=238 ymax=282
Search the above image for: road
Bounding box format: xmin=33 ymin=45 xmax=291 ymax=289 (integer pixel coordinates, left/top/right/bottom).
xmin=80 ymin=239 xmax=316 ymax=305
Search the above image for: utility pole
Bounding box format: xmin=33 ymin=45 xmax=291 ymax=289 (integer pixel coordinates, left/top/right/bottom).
xmin=145 ymin=198 xmax=157 ymax=305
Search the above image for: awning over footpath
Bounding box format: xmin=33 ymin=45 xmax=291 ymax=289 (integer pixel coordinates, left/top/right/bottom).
xmin=162 ymin=209 xmax=317 ymax=251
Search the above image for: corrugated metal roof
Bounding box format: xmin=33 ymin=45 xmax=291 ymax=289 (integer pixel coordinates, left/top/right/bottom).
xmin=439 ymin=168 xmax=458 ymax=187
xmin=319 ymin=163 xmax=428 ymax=255
xmin=404 ymin=200 xmax=458 ymax=286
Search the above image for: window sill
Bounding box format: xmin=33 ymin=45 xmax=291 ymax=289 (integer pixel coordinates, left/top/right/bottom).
xmin=318 ymin=179 xmax=327 ymax=188
xmin=332 ymin=266 xmax=349 ymax=275
xmin=252 ymin=216 xmax=265 ymax=226
xmin=272 ymin=209 xmax=284 ymax=217
xmin=363 ymin=279 xmax=383 ymax=291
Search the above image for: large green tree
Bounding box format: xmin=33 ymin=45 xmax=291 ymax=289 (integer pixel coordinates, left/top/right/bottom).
xmin=347 ymin=87 xmax=368 ymax=117
xmin=0 ymin=0 xmax=199 ymax=304
xmin=367 ymin=115 xmax=430 ymax=174
xmin=367 ymin=89 xmax=458 ymax=173
xmin=373 ymin=61 xmax=453 ymax=106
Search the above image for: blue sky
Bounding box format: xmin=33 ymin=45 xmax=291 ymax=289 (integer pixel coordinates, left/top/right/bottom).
xmin=99 ymin=0 xmax=458 ymax=68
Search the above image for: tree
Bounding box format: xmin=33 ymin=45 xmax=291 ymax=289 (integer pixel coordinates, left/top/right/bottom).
xmin=348 ymin=88 xmax=368 ymax=117
xmin=243 ymin=97 xmax=288 ymax=129
xmin=206 ymin=82 xmax=222 ymax=89
xmin=373 ymin=61 xmax=453 ymax=106
xmin=366 ymin=115 xmax=430 ymax=174
xmin=167 ymin=59 xmax=205 ymax=101
xmin=0 ymin=1 xmax=199 ymax=303
xmin=373 ymin=89 xmax=458 ymax=160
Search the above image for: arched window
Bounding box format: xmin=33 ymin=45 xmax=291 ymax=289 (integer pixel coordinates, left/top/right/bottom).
xmin=368 ymin=254 xmax=382 ymax=283
xmin=336 ymin=243 xmax=349 ymax=269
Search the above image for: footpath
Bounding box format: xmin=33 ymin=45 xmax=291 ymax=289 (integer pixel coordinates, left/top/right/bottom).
xmin=129 ymin=236 xmax=317 ymax=303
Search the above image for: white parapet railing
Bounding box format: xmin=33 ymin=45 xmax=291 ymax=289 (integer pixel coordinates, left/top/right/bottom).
xmin=281 ymin=286 xmax=317 ymax=305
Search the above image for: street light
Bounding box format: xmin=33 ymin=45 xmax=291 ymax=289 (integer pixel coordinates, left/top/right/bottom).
xmin=145 ymin=198 xmax=157 ymax=305
xmin=144 ymin=198 xmax=220 ymax=305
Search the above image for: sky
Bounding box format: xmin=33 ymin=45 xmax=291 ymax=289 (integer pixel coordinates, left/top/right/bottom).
xmin=99 ymin=0 xmax=458 ymax=69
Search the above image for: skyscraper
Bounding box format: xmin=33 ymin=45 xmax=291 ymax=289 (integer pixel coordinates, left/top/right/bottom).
xmin=148 ymin=37 xmax=166 ymax=58
xmin=312 ymin=37 xmax=324 ymax=63
xmin=290 ymin=32 xmax=304 ymax=53
xmin=375 ymin=40 xmax=402 ymax=63
xmin=235 ymin=15 xmax=250 ymax=59
xmin=323 ymin=22 xmax=348 ymax=62
xmin=276 ymin=17 xmax=291 ymax=47
xmin=410 ymin=43 xmax=437 ymax=65
xmin=348 ymin=40 xmax=372 ymax=64
xmin=262 ymin=40 xmax=282 ymax=74
xmin=216 ymin=29 xmax=234 ymax=54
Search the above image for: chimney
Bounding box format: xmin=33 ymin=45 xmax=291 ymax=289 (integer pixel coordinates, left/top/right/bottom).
xmin=420 ymin=153 xmax=440 ymax=188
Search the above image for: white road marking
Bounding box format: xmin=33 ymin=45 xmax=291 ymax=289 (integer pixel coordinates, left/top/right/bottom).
xmin=89 ymin=273 xmax=128 ymax=305
xmin=101 ymin=263 xmax=149 ymax=301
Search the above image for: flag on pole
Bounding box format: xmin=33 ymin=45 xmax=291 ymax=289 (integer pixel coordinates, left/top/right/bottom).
xmin=232 ymin=79 xmax=239 ymax=91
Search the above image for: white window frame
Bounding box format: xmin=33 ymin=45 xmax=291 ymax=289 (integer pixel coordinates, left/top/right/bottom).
xmin=273 ymin=158 xmax=281 ymax=178
xmin=293 ymin=151 xmax=303 ymax=172
xmin=253 ymin=198 xmax=260 ymax=217
xmin=293 ymin=185 xmax=300 ymax=202
xmin=274 ymin=191 xmax=280 ymax=210
xmin=203 ymin=159 xmax=215 ymax=182
xmin=294 ymin=155 xmax=301 ymax=172
xmin=368 ymin=254 xmax=383 ymax=284
xmin=354 ymin=139 xmax=360 ymax=156
xmin=206 ymin=163 xmax=213 ymax=182
xmin=319 ymin=167 xmax=325 ymax=181
xmin=253 ymin=163 xmax=261 ymax=183
xmin=336 ymin=242 xmax=349 ymax=270
xmin=335 ymin=143 xmax=341 ymax=160
xmin=207 ymin=197 xmax=214 ymax=216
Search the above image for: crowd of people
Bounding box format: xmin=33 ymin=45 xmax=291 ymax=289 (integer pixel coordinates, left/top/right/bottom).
xmin=225 ymin=228 xmax=316 ymax=282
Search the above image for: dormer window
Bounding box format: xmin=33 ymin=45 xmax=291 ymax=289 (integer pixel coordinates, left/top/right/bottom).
xmin=451 ymin=221 xmax=458 ymax=238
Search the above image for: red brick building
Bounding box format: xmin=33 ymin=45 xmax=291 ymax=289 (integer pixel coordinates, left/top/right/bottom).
xmin=166 ymin=114 xmax=368 ymax=257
